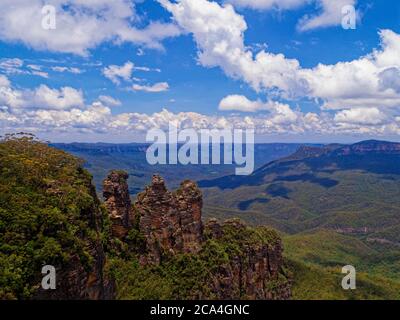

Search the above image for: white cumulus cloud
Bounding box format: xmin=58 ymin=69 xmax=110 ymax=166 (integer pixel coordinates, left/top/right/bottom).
xmin=0 ymin=79 xmax=84 ymax=111
xmin=0 ymin=0 xmax=181 ymax=56
xmin=160 ymin=0 xmax=400 ymax=124
xmin=103 ymin=61 xmax=134 ymax=85
xmin=334 ymin=107 xmax=386 ymax=125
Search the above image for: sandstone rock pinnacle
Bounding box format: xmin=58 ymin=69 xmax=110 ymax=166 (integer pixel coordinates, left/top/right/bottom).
xmin=103 ymin=170 xmax=132 ymax=239
xmin=135 ymin=174 xmax=203 ymax=264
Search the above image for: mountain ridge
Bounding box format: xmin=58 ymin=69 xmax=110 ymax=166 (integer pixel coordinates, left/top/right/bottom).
xmin=199 ymin=139 xmax=400 ymax=190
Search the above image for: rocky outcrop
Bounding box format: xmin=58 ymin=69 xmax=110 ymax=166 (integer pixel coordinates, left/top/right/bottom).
xmin=204 ymin=219 xmax=291 ymax=300
xmin=103 ymin=172 xmax=291 ymax=300
xmin=135 ymin=175 xmax=203 ymax=264
xmin=35 ymin=244 xmax=114 ymax=300
xmin=103 ymin=171 xmax=133 ymax=239
xmin=35 ymin=182 xmax=115 ymax=300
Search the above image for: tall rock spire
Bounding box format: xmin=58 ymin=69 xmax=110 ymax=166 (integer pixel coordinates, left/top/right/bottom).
xmin=134 ymin=175 xmax=203 ymax=264
xmin=103 ymin=170 xmax=132 ymax=239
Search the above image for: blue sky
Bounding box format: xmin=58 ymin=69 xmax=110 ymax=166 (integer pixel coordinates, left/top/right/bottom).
xmin=1 ymin=0 xmax=400 ymax=142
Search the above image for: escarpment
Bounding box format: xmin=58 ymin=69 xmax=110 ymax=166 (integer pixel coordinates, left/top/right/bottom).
xmin=0 ymin=137 xmax=115 ymax=300
xmin=204 ymin=219 xmax=291 ymax=299
xmin=34 ymin=175 xmax=115 ymax=300
xmin=103 ymin=171 xmax=292 ymax=300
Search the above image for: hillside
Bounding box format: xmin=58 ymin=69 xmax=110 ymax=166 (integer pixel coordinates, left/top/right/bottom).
xmin=198 ymin=140 xmax=400 ymax=298
xmin=0 ymin=134 xmax=114 ymax=299
xmin=200 ymin=140 xmax=400 ymax=234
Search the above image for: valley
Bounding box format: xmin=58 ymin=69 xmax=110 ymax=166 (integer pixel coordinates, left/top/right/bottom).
xmin=56 ymin=139 xmax=400 ymax=299
xmin=2 ymin=136 xmax=400 ymax=299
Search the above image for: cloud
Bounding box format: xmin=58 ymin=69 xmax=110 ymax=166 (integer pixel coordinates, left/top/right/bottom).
xmin=0 ymin=58 xmax=24 ymax=74
xmin=0 ymin=79 xmax=84 ymax=111
xmin=0 ymin=76 xmax=320 ymax=135
xmin=219 ymin=95 xmax=265 ymax=112
xmin=0 ymin=75 xmax=10 ymax=87
xmin=0 ymin=78 xmax=23 ymax=109
xmin=226 ymin=0 xmax=307 ymax=10
xmin=132 ymin=82 xmax=169 ymax=92
xmin=51 ymin=66 xmax=83 ymax=74
xmin=25 ymin=85 xmax=84 ymax=110
xmin=0 ymin=0 xmax=181 ymax=56
xmin=220 ymin=94 xmax=300 ymax=125
xmin=98 ymin=95 xmax=122 ymax=107
xmin=227 ymin=0 xmax=358 ymax=31
xmin=3 ymin=102 xmax=398 ymax=139
xmin=334 ymin=108 xmax=386 ymax=125
xmin=297 ymin=0 xmax=357 ymax=31
xmin=32 ymin=102 xmax=112 ymax=129
xmin=160 ymin=0 xmax=400 ymax=117
xmin=1 ymin=104 xmax=310 ymax=136
xmin=30 ymin=71 xmax=49 ymax=79
xmin=379 ymin=67 xmax=400 ymax=94
xmin=159 ymin=0 xmax=307 ymax=98
xmin=134 ymin=66 xmax=162 ymax=73
xmin=303 ymin=30 xmax=400 ymax=110
xmin=218 ymin=95 xmax=298 ymax=119
xmin=2 ymin=77 xmax=400 ymax=139
xmin=0 ymin=58 xmax=49 ymax=78
xmin=103 ymin=61 xmax=134 ymax=85
xmin=27 ymin=64 xmax=42 ymax=71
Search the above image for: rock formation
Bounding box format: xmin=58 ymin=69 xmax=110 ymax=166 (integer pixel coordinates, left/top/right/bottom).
xmin=135 ymin=175 xmax=203 ymax=264
xmin=103 ymin=170 xmax=133 ymax=239
xmin=35 ymin=183 xmax=115 ymax=300
xmin=204 ymin=219 xmax=291 ymax=300
xmin=103 ymin=171 xmax=291 ymax=300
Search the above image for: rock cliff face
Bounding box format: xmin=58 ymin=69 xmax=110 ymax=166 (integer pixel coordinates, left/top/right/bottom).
xmin=35 ymin=243 xmax=113 ymax=300
xmin=103 ymin=171 xmax=291 ymax=300
xmin=204 ymin=219 xmax=291 ymax=300
xmin=135 ymin=175 xmax=203 ymax=264
xmin=36 ymin=181 xmax=115 ymax=300
xmin=103 ymin=171 xmax=133 ymax=239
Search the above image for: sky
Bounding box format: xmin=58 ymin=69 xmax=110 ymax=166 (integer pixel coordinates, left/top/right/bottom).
xmin=1 ymin=0 xmax=400 ymax=143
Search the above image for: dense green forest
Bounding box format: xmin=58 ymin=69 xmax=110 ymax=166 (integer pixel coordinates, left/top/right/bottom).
xmin=0 ymin=133 xmax=108 ymax=299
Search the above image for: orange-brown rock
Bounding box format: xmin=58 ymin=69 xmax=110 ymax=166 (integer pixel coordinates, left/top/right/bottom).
xmin=134 ymin=175 xmax=203 ymax=264
xmin=103 ymin=171 xmax=133 ymax=239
